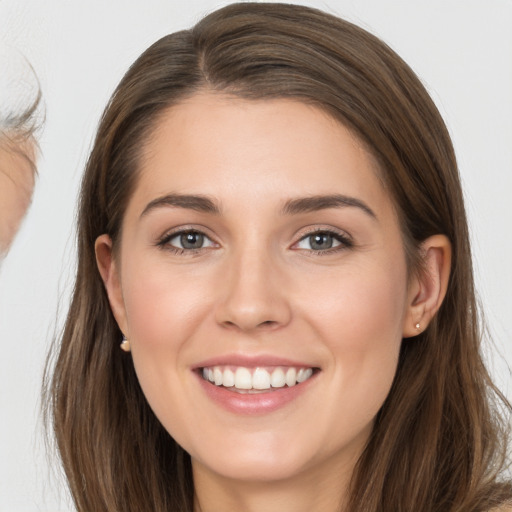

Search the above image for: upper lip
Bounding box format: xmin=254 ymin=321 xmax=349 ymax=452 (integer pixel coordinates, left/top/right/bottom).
xmin=192 ymin=354 xmax=319 ymax=370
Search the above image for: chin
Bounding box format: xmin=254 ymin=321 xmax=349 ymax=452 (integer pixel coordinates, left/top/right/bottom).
xmin=194 ymin=453 xmax=310 ymax=483
xmin=188 ymin=431 xmax=323 ymax=483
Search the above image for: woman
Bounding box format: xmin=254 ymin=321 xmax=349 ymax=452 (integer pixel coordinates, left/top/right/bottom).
xmin=45 ymin=3 xmax=512 ymax=511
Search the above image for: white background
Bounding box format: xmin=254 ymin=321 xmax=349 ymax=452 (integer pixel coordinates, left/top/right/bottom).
xmin=0 ymin=1 xmax=511 ymax=510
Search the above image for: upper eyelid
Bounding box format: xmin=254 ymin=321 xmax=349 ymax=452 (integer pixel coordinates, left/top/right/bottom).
xmin=294 ymin=225 xmax=352 ymax=241
xmin=168 ymin=231 xmax=214 ymax=244
xmin=158 ymin=225 xmax=216 ymax=242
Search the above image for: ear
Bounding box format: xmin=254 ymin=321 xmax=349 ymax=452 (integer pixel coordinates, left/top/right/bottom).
xmin=95 ymin=234 xmax=129 ymax=336
xmin=402 ymin=234 xmax=452 ymax=338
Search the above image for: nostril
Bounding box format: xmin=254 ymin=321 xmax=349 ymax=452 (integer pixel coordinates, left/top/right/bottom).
xmin=221 ymin=319 xmax=278 ymax=331
xmin=257 ymin=320 xmax=279 ymax=329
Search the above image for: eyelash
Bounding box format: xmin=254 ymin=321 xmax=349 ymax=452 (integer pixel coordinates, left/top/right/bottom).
xmin=292 ymin=228 xmax=353 ymax=255
xmin=156 ymin=227 xmax=353 ymax=256
xmin=156 ymin=228 xmax=217 ymax=255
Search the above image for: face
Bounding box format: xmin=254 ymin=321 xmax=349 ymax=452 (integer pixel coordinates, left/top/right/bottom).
xmin=0 ymin=139 xmax=35 ymax=256
xmin=99 ymin=93 xmax=417 ymax=486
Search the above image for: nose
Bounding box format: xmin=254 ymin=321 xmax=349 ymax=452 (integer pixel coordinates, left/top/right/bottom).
xmin=214 ymin=246 xmax=292 ymax=333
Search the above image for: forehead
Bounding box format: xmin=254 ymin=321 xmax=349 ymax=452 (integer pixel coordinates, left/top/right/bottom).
xmin=129 ymin=93 xmax=391 ymax=217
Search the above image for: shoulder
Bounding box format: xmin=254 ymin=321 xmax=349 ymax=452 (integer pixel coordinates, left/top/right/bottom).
xmin=489 ymin=505 xmax=512 ymax=512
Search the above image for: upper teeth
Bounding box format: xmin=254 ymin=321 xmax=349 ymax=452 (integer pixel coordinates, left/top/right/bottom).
xmin=202 ymin=366 xmax=313 ymax=390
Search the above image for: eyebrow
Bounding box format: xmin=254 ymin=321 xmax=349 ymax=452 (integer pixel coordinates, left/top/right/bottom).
xmin=281 ymin=194 xmax=377 ymax=219
xmin=140 ymin=192 xmax=376 ymax=220
xmin=140 ymin=194 xmax=221 ymax=218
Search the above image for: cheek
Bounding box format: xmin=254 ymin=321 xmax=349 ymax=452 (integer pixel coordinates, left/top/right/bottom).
xmin=300 ymin=258 xmax=408 ymax=422
xmin=122 ymin=259 xmax=211 ymax=350
xmin=119 ymin=259 xmax=212 ymax=434
xmin=119 ymin=257 xmax=219 ymax=422
xmin=305 ymin=259 xmax=407 ymax=341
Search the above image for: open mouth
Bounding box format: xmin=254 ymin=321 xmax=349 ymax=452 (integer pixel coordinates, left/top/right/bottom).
xmin=200 ymin=365 xmax=318 ymax=394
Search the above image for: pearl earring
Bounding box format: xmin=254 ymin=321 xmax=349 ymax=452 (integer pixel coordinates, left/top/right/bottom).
xmin=415 ymin=323 xmax=421 ymax=331
xmin=120 ymin=336 xmax=131 ymax=352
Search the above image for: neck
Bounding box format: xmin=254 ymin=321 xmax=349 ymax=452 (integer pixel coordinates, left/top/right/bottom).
xmin=192 ymin=451 xmax=358 ymax=512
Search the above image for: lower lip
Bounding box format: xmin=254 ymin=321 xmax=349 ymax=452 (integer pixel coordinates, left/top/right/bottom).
xmin=196 ymin=371 xmax=318 ymax=415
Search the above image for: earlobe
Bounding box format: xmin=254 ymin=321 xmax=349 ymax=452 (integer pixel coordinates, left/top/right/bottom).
xmin=403 ymin=234 xmax=451 ymax=338
xmin=95 ymin=234 xmax=129 ymax=336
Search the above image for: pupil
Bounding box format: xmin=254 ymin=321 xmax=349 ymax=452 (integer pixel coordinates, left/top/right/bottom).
xmin=181 ymin=232 xmax=204 ymax=249
xmin=310 ymin=233 xmax=333 ymax=250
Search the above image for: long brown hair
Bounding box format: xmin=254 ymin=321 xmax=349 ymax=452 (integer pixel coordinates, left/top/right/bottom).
xmin=44 ymin=3 xmax=511 ymax=510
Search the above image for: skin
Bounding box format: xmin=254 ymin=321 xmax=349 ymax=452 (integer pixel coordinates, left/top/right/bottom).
xmin=0 ymin=138 xmax=35 ymax=256
xmin=96 ymin=93 xmax=451 ymax=512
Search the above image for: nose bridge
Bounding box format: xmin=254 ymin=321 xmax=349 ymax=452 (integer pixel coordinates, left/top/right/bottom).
xmin=216 ymin=235 xmax=291 ymax=331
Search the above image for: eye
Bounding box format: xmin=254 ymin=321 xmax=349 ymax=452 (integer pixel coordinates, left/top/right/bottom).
xmin=294 ymin=230 xmax=351 ymax=252
xmin=159 ymin=229 xmax=216 ymax=252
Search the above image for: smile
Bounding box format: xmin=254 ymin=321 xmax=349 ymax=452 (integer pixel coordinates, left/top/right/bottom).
xmin=201 ymin=365 xmax=314 ymax=393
